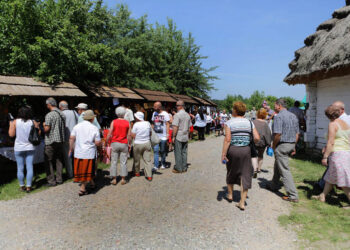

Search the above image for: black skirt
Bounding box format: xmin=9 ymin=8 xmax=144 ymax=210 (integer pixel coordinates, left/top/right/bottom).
xmin=226 ymin=145 xmax=253 ymax=189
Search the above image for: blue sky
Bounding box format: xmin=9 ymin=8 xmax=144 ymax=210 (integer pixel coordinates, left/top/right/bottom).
xmin=104 ymin=0 xmax=345 ymax=100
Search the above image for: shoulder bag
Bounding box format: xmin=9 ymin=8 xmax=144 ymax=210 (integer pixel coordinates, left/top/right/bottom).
xmin=249 ymin=121 xmax=259 ymax=172
xmin=149 ymin=122 xmax=161 ymax=147
xmin=28 ymin=120 xmax=41 ymax=146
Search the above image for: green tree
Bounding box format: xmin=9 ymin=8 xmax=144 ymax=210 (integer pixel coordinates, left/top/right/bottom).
xmin=0 ymin=0 xmax=216 ymax=97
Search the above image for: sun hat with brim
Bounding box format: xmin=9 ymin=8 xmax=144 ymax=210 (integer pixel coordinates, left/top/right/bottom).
xmin=75 ymin=103 xmax=88 ymax=109
xmin=134 ymin=111 xmax=144 ymax=121
xmin=83 ymin=110 xmax=96 ymax=120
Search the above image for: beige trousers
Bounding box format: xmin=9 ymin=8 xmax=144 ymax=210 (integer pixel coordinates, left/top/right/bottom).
xmin=133 ymin=142 xmax=153 ymax=178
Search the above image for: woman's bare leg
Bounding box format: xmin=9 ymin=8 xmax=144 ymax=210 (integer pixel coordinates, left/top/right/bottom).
xmin=227 ymin=184 xmax=233 ymax=200
xmin=258 ymin=157 xmax=263 ymax=172
xmin=238 ymin=179 xmax=248 ymax=209
xmin=319 ymin=182 xmax=334 ymax=202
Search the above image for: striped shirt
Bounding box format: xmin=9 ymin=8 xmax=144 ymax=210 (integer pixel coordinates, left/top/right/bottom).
xmin=226 ymin=117 xmax=254 ymax=146
xmin=272 ymin=109 xmax=299 ymax=143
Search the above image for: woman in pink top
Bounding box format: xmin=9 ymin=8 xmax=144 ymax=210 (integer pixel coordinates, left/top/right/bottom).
xmin=107 ymin=107 xmax=131 ymax=185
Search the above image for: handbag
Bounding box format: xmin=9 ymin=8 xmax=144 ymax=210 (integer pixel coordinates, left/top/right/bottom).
xmin=249 ymin=121 xmax=258 ymax=172
xmin=267 ymin=146 xmax=274 ymax=157
xmin=28 ymin=120 xmax=40 ymax=146
xmin=149 ymin=122 xmax=161 ymax=147
xmin=249 ymin=121 xmax=258 ymax=158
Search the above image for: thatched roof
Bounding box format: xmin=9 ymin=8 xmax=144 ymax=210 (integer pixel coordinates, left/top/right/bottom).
xmin=285 ymin=2 xmax=350 ymax=85
xmin=87 ymin=86 xmax=144 ymax=100
xmin=132 ymin=88 xmax=177 ymax=102
xmin=0 ymin=75 xmax=86 ymax=97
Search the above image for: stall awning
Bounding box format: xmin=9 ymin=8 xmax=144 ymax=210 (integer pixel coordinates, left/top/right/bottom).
xmin=168 ymin=93 xmax=199 ymax=105
xmin=203 ymin=98 xmax=217 ymax=107
xmin=192 ymin=96 xmax=211 ymax=106
xmin=0 ymin=75 xmax=86 ymax=97
xmin=132 ymin=89 xmax=177 ymax=102
xmin=88 ymin=86 xmax=144 ymax=100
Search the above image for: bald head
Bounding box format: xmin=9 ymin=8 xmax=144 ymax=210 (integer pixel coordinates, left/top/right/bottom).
xmin=153 ymin=101 xmax=162 ymax=112
xmin=333 ymin=101 xmax=345 ymax=115
xmin=59 ymin=100 xmax=69 ymax=111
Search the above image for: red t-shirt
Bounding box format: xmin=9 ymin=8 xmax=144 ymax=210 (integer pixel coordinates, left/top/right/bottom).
xmin=111 ymin=119 xmax=129 ymax=144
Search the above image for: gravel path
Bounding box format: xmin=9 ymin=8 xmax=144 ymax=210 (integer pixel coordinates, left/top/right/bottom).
xmin=0 ymin=136 xmax=297 ymax=249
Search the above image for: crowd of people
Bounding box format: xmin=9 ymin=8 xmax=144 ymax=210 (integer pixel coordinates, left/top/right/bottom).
xmin=7 ymin=96 xmax=350 ymax=208
xmin=8 ymin=98 xmax=194 ymax=195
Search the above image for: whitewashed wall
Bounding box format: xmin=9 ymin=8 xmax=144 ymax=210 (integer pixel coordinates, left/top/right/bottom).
xmin=307 ymin=75 xmax=350 ymax=150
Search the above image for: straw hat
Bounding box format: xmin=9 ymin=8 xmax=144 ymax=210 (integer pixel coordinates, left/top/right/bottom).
xmin=83 ymin=110 xmax=96 ymax=120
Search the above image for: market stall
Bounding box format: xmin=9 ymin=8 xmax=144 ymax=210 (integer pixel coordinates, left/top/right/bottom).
xmin=0 ymin=75 xmax=87 ymax=164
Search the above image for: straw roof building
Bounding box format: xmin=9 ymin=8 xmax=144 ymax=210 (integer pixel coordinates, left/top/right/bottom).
xmin=284 ymin=1 xmax=350 ymax=151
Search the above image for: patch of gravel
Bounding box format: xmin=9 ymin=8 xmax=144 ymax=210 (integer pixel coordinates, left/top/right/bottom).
xmin=0 ymin=136 xmax=298 ymax=249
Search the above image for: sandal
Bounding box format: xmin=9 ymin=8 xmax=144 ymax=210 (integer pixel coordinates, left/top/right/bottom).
xmin=20 ymin=186 xmax=26 ymax=192
xmin=26 ymin=187 xmax=32 ymax=193
xmin=78 ymin=190 xmax=88 ymax=196
xmin=121 ymin=179 xmax=127 ymax=185
xmin=282 ymin=196 xmax=299 ymax=203
xmin=224 ymin=195 xmax=233 ymax=203
xmin=311 ymin=195 xmax=325 ymax=202
xmin=110 ymin=179 xmax=117 ymax=185
xmin=236 ymin=204 xmax=245 ymax=211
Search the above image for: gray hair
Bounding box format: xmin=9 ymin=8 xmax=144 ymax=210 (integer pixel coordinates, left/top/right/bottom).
xmin=46 ymin=97 xmax=57 ymax=107
xmin=59 ymin=101 xmax=68 ymax=110
xmin=275 ymin=98 xmax=286 ymax=108
xmin=115 ymin=106 xmax=126 ymax=118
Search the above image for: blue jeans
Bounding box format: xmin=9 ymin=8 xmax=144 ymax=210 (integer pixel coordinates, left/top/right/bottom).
xmin=14 ymin=150 xmax=35 ymax=187
xmin=153 ymin=140 xmax=167 ymax=168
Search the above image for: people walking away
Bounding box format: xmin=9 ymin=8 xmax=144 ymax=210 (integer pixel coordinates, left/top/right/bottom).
xmin=131 ymin=112 xmax=153 ymax=181
xmin=267 ymin=99 xmax=299 ymax=203
xmin=107 ymin=107 xmax=131 ymax=185
xmin=194 ymin=109 xmax=207 ymax=140
xmin=332 ymin=101 xmax=350 ymax=126
xmin=206 ymin=111 xmax=213 ymax=135
xmin=220 ymin=110 xmax=228 ymax=135
xmin=69 ymin=110 xmax=101 ymax=196
xmin=266 ymin=106 xmax=275 ymax=129
xmin=289 ymin=101 xmax=306 ymax=131
xmin=76 ymin=103 xmax=101 ymax=130
xmin=8 ymin=106 xmax=40 ymax=193
xmin=151 ymin=102 xmax=170 ymax=171
xmin=59 ymin=101 xmax=78 ymax=179
xmin=168 ymin=109 xmax=176 ymax=152
xmin=221 ymin=101 xmax=260 ymax=210
xmin=251 ymin=107 xmax=257 ymax=120
xmin=172 ymin=100 xmax=192 ymax=173
xmin=312 ymin=105 xmax=350 ymax=205
xmin=122 ymin=104 xmax=135 ymax=127
xmin=44 ymin=97 xmax=66 ymax=187
xmin=253 ymin=108 xmax=272 ymax=174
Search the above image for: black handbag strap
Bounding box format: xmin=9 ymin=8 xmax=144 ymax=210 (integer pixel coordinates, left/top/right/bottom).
xmin=53 ymin=109 xmax=65 ymax=140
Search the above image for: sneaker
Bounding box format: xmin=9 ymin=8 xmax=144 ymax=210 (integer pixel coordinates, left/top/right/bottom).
xmin=152 ymin=167 xmax=159 ymax=172
xmin=160 ymin=165 xmax=166 ymax=170
xmin=146 ymin=177 xmax=152 ymax=182
xmin=135 ymin=173 xmax=141 ymax=177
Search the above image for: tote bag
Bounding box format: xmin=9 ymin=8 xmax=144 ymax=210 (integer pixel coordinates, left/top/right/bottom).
xmin=249 ymin=121 xmax=258 ymax=171
xmin=28 ymin=121 xmax=40 ymax=146
xmin=149 ymin=122 xmax=161 ymax=147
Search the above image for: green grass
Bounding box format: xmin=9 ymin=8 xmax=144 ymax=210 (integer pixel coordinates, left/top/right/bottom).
xmin=0 ymin=162 xmax=111 ymax=201
xmin=279 ymin=158 xmax=350 ymax=248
